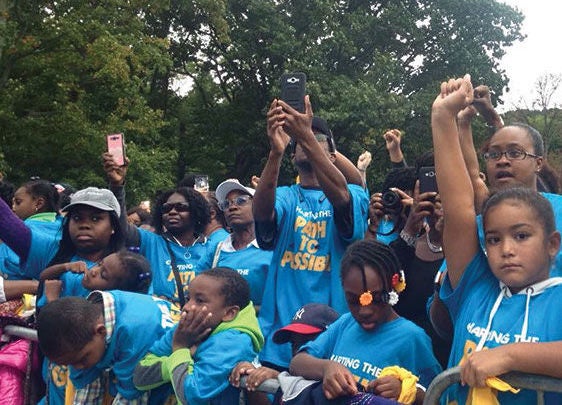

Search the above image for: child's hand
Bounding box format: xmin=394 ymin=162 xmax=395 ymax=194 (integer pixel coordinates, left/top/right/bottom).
xmin=367 ymin=375 xmax=402 ymax=400
xmin=172 ymin=305 xmax=213 ymax=351
xmin=461 ymin=346 xmax=513 ymax=387
xmin=432 ymin=74 xmax=474 ymax=116
xmin=230 ymin=362 xmax=279 ymax=391
xmin=229 ymin=361 xmax=255 ymax=388
xmin=44 ymin=280 xmax=63 ymax=303
xmin=322 ymin=361 xmax=358 ymax=399
xmin=67 ymin=261 xmax=88 ymax=274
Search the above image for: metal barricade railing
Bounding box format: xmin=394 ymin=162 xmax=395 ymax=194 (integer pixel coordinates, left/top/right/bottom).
xmin=3 ymin=325 xmax=38 ymax=341
xmin=423 ymin=366 xmax=562 ymax=405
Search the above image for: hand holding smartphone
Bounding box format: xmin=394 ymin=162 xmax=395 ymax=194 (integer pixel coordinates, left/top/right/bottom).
xmin=418 ymin=166 xmax=438 ymax=194
xmin=106 ymin=133 xmax=126 ymax=166
xmin=280 ymin=72 xmax=306 ymax=113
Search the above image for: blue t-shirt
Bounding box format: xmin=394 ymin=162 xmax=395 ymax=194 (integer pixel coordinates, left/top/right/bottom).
xmin=198 ymin=236 xmax=272 ymax=305
xmin=70 ymin=291 xmax=174 ymax=398
xmin=147 ymin=319 xmax=259 ymax=404
xmin=36 ymin=260 xmax=97 ymax=308
xmin=139 ymin=229 xmax=221 ymax=304
xmin=440 ymin=249 xmax=562 ymax=404
xmin=257 ymin=184 xmax=369 ymax=368
xmin=437 ymin=192 xmax=562 ymax=277
xmin=0 ymin=214 xmax=63 ymax=280
xmin=302 ymin=313 xmax=441 ymax=390
xmin=42 ymin=290 xmax=174 ymax=405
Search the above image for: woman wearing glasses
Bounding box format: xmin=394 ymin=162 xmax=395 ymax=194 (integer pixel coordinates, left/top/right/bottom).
xmin=198 ymin=179 xmax=272 ymax=314
xmin=103 ymin=153 xmax=211 ymax=308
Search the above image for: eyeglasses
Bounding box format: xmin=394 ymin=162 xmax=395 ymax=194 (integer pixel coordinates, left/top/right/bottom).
xmin=162 ymin=202 xmax=190 ymax=214
xmin=482 ymin=149 xmax=540 ymax=161
xmin=218 ymin=195 xmax=252 ymax=211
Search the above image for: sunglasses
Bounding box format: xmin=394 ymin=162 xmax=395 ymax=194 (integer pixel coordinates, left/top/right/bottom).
xmin=162 ymin=202 xmax=190 ymax=214
xmin=218 ymin=195 xmax=252 ymax=211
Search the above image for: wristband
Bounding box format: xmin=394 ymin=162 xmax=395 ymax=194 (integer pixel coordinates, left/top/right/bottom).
xmin=399 ymin=230 xmax=417 ymax=247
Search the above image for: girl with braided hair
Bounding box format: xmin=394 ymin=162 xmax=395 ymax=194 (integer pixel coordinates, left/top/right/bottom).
xmin=289 ymin=239 xmax=441 ymax=404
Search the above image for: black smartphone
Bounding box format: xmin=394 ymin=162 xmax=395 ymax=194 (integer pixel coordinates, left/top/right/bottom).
xmin=419 ymin=166 xmax=438 ymax=194
xmin=280 ymin=72 xmax=306 ymax=113
xmin=106 ymin=133 xmax=126 ymax=166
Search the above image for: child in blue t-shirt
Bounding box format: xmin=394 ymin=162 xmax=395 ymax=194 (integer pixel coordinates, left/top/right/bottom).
xmin=37 ymin=291 xmax=174 ymax=404
xmin=36 ymin=249 xmax=158 ymax=405
xmin=133 ymin=267 xmax=264 ymax=405
xmin=432 ymin=75 xmax=562 ymax=404
xmin=290 ymin=239 xmax=441 ymax=404
xmin=37 ymin=248 xmax=152 ymax=304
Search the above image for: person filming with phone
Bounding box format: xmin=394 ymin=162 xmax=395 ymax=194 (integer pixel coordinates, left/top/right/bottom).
xmin=253 ymin=92 xmax=369 ymax=372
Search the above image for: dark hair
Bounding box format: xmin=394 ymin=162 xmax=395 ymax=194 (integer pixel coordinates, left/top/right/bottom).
xmin=482 ymin=187 xmax=555 ymax=236
xmin=152 ymin=187 xmax=210 ymax=236
xmin=56 ymin=182 xmax=76 ymax=209
xmin=414 ymin=150 xmax=435 ymax=176
xmin=114 ymin=249 xmax=152 ymax=293
xmin=199 ymin=267 xmax=250 ymax=309
xmin=487 ymin=123 xmax=544 ymax=156
xmin=341 ymin=239 xmax=402 ymax=293
xmin=381 ymin=167 xmax=417 ymax=194
xmin=537 ymin=160 xmax=560 ymax=194
xmin=205 ymin=191 xmax=227 ymax=229
xmin=37 ymin=296 xmax=102 ymax=358
xmin=22 ymin=179 xmax=60 ymax=213
xmin=127 ymin=206 xmax=152 ymax=225
xmin=177 ymin=172 xmax=198 ymax=188
xmin=47 ymin=208 xmax=125 ymax=267
xmin=0 ymin=179 xmax=15 ymax=206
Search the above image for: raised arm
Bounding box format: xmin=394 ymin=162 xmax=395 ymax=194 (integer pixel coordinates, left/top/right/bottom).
xmin=278 ymin=97 xmax=350 ymax=210
xmin=431 ymin=75 xmax=478 ymax=289
xmin=253 ymin=100 xmax=291 ymax=247
xmin=457 ymin=105 xmax=489 ymax=214
xmin=472 ymin=85 xmax=504 ymax=131
xmin=0 ymin=198 xmax=31 ymax=262
xmin=102 ymin=152 xmax=139 ymax=246
xmin=384 ymin=129 xmax=407 ymax=167
xmin=355 ymin=150 xmax=371 ymax=187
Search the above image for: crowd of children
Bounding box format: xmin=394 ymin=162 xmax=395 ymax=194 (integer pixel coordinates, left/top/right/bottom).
xmin=1 ymin=75 xmax=562 ymax=405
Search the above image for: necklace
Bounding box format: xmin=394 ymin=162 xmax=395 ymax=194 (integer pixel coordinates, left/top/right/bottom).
xmin=169 ymin=233 xmax=204 ymax=260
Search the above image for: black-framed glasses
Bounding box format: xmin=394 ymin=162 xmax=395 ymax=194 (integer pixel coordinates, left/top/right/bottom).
xmin=162 ymin=202 xmax=190 ymax=214
xmin=218 ymin=195 xmax=252 ymax=211
xmin=482 ymin=148 xmax=540 ymax=161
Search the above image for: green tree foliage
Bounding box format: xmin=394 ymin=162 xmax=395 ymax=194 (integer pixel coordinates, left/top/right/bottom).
xmin=0 ymin=0 xmax=172 ymax=203
xmin=169 ymin=0 xmax=524 ymax=190
xmin=0 ymin=0 xmax=524 ymax=203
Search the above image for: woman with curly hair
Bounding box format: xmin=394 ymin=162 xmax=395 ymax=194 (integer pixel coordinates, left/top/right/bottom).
xmin=103 ymin=153 xmax=213 ymax=308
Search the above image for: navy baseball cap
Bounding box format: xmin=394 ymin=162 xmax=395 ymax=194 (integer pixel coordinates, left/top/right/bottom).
xmin=272 ymin=303 xmax=339 ymax=344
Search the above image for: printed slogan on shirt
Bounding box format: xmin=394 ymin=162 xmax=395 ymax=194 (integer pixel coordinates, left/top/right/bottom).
xmin=280 ymin=209 xmax=331 ymax=271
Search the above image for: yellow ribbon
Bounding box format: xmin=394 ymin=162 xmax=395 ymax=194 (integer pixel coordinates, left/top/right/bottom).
xmin=467 ymin=376 xmax=520 ymax=405
xmin=379 ymin=365 xmax=419 ymax=405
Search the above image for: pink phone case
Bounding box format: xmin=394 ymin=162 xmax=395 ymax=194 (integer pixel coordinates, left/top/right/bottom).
xmin=106 ymin=133 xmax=125 ymax=166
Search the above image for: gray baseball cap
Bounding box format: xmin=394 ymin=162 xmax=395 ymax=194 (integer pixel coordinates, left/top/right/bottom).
xmin=215 ymin=179 xmax=255 ymax=203
xmin=62 ymin=187 xmax=120 ymax=217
